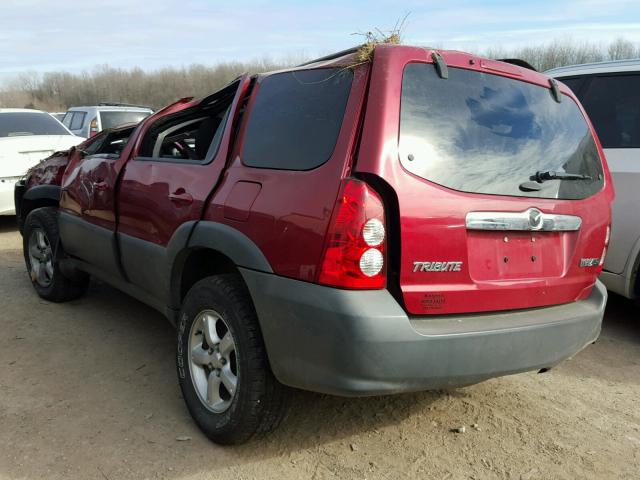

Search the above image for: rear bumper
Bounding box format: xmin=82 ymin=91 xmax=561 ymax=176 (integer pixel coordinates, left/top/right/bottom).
xmin=241 ymin=269 xmax=607 ymax=396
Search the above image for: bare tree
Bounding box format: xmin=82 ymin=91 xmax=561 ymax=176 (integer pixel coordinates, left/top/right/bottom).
xmin=608 ymin=37 xmax=637 ymax=60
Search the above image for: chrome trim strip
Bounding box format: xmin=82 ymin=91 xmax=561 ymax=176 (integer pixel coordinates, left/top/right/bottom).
xmin=466 ymin=208 xmax=582 ymax=232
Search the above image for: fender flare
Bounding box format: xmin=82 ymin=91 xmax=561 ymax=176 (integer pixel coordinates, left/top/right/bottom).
xmin=22 ymin=184 xmax=61 ymax=203
xmin=166 ymin=220 xmax=273 ymax=308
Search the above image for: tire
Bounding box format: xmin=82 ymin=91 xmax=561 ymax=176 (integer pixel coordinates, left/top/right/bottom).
xmin=22 ymin=207 xmax=89 ymax=302
xmin=177 ymin=274 xmax=290 ymax=444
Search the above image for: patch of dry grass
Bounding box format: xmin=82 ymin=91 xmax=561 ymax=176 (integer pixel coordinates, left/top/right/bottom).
xmin=355 ymin=31 xmax=402 ymax=63
xmin=352 ymin=15 xmax=408 ymax=65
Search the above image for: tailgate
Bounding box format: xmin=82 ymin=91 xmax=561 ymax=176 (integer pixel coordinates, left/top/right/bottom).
xmin=355 ymin=47 xmax=613 ymax=315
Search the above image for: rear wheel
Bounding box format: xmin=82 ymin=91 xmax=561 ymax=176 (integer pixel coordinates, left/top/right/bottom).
xmin=177 ymin=274 xmax=289 ymax=444
xmin=22 ymin=207 xmax=89 ymax=302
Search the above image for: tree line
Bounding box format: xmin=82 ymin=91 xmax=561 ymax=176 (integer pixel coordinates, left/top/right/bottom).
xmin=0 ymin=58 xmax=292 ymax=111
xmin=1 ymin=38 xmax=638 ymax=111
xmin=484 ymin=37 xmax=639 ymax=72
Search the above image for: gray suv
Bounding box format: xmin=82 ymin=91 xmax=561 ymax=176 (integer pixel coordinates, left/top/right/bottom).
xmin=62 ymin=103 xmax=153 ymax=138
xmin=548 ymin=60 xmax=640 ymax=300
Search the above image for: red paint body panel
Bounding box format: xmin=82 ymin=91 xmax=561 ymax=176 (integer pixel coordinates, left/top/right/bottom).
xmin=26 ymin=152 xmax=71 ymax=189
xmin=355 ymin=45 xmax=614 ymax=314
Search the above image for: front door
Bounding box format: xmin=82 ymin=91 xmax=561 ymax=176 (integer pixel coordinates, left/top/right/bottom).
xmin=58 ymin=128 xmax=133 ymax=278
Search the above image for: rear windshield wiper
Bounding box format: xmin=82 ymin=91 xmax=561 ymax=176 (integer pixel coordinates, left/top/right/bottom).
xmin=533 ymin=170 xmax=592 ymax=182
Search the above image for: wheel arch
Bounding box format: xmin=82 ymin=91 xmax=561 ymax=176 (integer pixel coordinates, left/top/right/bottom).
xmin=20 ymin=185 xmax=61 ymax=229
xmin=168 ymin=221 xmax=273 ymax=310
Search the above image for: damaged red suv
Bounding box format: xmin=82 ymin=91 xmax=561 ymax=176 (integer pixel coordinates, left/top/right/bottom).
xmin=15 ymin=44 xmax=613 ymax=444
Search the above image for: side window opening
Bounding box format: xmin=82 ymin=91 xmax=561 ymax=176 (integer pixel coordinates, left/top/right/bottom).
xmin=134 ymin=79 xmax=241 ymax=164
xmin=137 ymin=103 xmax=232 ymax=163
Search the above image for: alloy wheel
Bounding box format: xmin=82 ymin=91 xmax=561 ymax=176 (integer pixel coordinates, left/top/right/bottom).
xmin=188 ymin=309 xmax=238 ymax=413
xmin=28 ymin=228 xmax=54 ymax=287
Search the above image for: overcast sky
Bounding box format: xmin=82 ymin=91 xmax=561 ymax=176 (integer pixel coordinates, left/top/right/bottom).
xmin=1 ymin=0 xmax=639 ymax=82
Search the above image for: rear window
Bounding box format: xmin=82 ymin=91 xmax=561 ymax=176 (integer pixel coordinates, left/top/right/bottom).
xmin=578 ymin=74 xmax=640 ymax=148
xmin=0 ymin=112 xmax=69 ymax=137
xmin=100 ymin=111 xmax=151 ymax=130
xmin=242 ymin=68 xmax=353 ymax=170
xmin=400 ymin=64 xmax=604 ymax=200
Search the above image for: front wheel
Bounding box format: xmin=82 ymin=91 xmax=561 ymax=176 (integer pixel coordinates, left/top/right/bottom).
xmin=22 ymin=207 xmax=89 ymax=302
xmin=177 ymin=274 xmax=290 ymax=444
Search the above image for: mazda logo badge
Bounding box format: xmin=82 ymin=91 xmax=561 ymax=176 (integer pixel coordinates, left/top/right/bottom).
xmin=528 ymin=208 xmax=544 ymax=230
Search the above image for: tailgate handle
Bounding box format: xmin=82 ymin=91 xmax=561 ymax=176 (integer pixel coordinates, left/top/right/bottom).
xmin=466 ymin=208 xmax=581 ymax=232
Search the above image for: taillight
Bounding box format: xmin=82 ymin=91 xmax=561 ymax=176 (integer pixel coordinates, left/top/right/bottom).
xmin=318 ymin=178 xmax=386 ymax=289
xmin=598 ymin=224 xmax=611 ymax=272
xmin=89 ymin=117 xmax=98 ymax=137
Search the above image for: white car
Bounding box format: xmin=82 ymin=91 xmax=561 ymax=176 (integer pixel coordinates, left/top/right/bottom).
xmin=548 ymin=60 xmax=640 ymax=300
xmin=0 ymin=109 xmax=85 ymax=215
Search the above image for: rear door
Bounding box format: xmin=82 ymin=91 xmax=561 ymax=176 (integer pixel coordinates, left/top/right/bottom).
xmin=116 ymin=76 xmax=251 ymax=299
xmin=568 ymin=73 xmax=640 ymax=274
xmin=356 ymin=48 xmax=613 ymax=315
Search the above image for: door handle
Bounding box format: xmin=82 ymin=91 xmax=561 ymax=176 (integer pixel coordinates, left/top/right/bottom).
xmin=168 ymin=190 xmax=193 ymax=205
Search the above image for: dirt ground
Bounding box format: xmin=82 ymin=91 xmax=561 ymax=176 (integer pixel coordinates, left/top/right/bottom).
xmin=0 ymin=216 xmax=639 ymax=480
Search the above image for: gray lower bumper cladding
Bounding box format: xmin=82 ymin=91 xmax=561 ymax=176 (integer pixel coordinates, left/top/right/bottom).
xmin=241 ymin=269 xmax=606 ymax=396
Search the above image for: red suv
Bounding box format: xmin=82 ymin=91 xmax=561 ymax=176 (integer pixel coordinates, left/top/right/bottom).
xmin=14 ymin=44 xmax=613 ymax=444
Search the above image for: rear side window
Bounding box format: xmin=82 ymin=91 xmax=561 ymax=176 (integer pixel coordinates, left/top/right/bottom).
xmin=100 ymin=111 xmax=151 ymax=130
xmin=400 ymin=64 xmax=604 ymax=200
xmin=579 ymin=74 xmax=640 ymax=148
xmin=70 ymin=112 xmax=86 ymax=130
xmin=242 ymin=68 xmax=353 ymax=170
